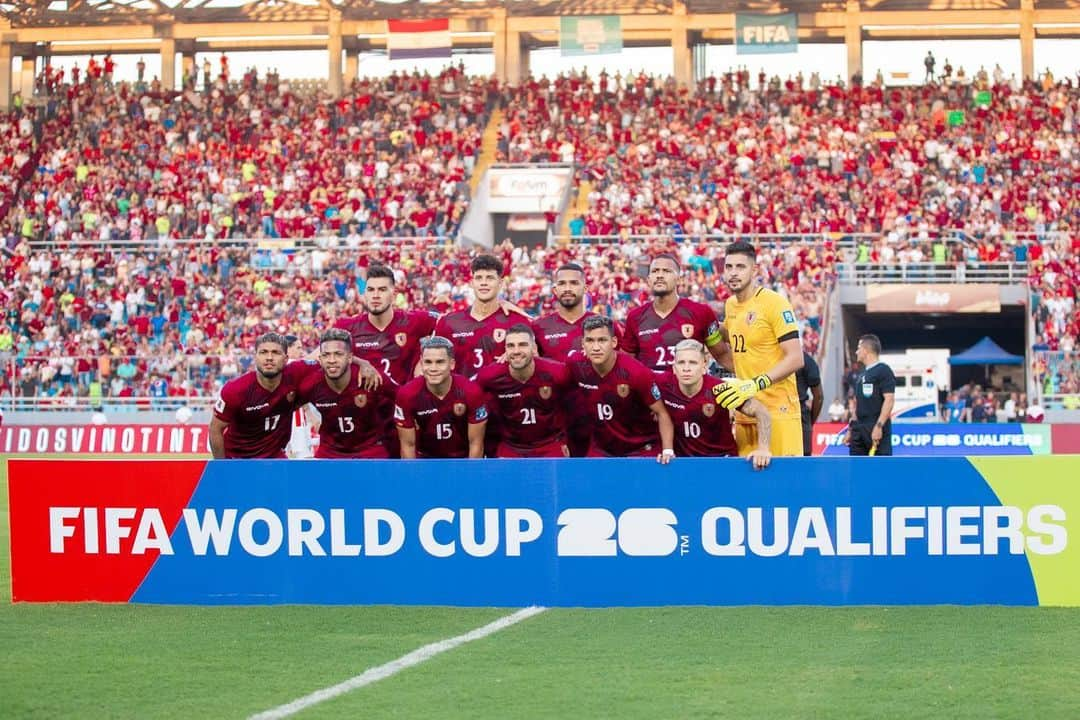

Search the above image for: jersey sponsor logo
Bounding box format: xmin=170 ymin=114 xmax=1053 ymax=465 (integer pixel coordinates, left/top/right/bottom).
xmin=498 ymin=392 xmax=522 ymax=399
xmin=745 ymin=311 xmax=757 ymax=326
xmin=543 ymin=332 xmax=569 ymax=340
xmin=314 ymin=402 xmax=338 ymax=409
xmin=355 ymin=341 xmax=381 ymax=348
xmin=493 ymin=328 xmax=506 ymax=343
xmin=703 ymin=402 xmax=716 ymax=417
xmin=782 ymin=310 xmax=796 ymax=324
xmin=354 ymin=394 xmax=368 ymax=408
xmin=451 ymin=331 xmax=474 ymax=338
xmin=539 ymin=385 xmax=552 ymax=400
xmin=395 ymin=332 xmax=408 ymax=347
xmin=617 ymin=383 xmax=630 ymax=398
xmin=681 ymin=323 xmax=695 ymax=339
xmin=639 ymin=328 xmax=660 ymax=336
xmin=453 ymin=402 xmax=467 ymax=417
xmin=245 ymin=402 xmax=270 ymax=412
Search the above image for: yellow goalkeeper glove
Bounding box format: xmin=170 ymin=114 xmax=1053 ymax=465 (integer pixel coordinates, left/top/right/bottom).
xmin=712 ymin=374 xmax=772 ymax=410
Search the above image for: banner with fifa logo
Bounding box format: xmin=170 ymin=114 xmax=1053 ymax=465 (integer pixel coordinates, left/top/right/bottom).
xmin=9 ymin=457 xmax=1079 ymax=606
xmin=735 ymin=13 xmax=798 ymax=55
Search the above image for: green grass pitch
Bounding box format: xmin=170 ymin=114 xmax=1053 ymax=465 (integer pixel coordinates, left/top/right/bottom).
xmin=2 ymin=455 xmax=1078 ymax=719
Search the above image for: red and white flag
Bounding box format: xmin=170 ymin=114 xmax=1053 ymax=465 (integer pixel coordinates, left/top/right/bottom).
xmin=387 ymin=18 xmax=452 ymax=60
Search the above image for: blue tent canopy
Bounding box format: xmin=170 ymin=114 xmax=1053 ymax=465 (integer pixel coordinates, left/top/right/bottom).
xmin=948 ymin=337 xmax=1024 ymax=366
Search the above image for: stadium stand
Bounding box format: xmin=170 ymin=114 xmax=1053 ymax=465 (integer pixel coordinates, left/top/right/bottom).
xmin=0 ymin=68 xmax=1077 ymax=411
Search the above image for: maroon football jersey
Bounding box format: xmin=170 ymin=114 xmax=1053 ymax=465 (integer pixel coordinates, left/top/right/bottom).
xmin=657 ymin=373 xmax=737 ymax=457
xmin=394 ymin=374 xmax=488 ymax=458
xmin=434 ymin=307 xmax=525 ymax=378
xmin=475 ymin=357 xmax=573 ymax=453
xmin=621 ymin=298 xmax=722 ymax=371
xmin=570 ymin=352 xmax=663 ymax=457
xmin=532 ymin=312 xmax=623 ymax=363
xmin=334 ymin=309 xmax=436 ymax=386
xmin=296 ymin=364 xmax=390 ymax=458
xmin=214 ymin=362 xmax=314 ymax=458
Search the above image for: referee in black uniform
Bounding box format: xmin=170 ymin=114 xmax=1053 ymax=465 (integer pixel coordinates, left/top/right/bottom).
xmin=846 ymin=334 xmax=896 ymax=456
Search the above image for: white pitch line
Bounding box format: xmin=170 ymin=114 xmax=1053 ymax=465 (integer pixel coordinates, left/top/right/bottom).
xmin=248 ymin=606 xmax=548 ymax=720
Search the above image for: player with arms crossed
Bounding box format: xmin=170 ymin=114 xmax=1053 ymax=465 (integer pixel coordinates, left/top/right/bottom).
xmin=622 ymin=254 xmax=728 ymax=372
xmin=476 ymin=324 xmax=574 ymax=458
xmin=713 ymin=240 xmax=805 ymax=457
xmin=659 ymin=339 xmax=772 ymax=469
xmin=296 ymin=328 xmax=391 ymax=458
xmin=394 ymin=336 xmax=488 ymax=459
xmin=571 ymin=316 xmax=676 ymax=462
xmin=435 ymin=254 xmax=530 ymax=378
xmin=210 ymin=333 xmax=309 ymax=459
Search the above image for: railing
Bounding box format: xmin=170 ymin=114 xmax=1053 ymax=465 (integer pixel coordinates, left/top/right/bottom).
xmin=1032 ymin=350 xmax=1080 ymax=411
xmin=16 ymin=230 xmax=1070 ymax=255
xmin=836 ymin=262 xmax=1029 ymax=285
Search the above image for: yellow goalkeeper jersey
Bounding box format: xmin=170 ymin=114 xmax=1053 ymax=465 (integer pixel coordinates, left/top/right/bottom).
xmin=724 ymin=287 xmax=803 ymax=425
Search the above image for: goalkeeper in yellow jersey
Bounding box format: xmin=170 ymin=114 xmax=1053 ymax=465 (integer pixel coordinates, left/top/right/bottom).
xmin=712 ymin=240 xmax=805 ymax=457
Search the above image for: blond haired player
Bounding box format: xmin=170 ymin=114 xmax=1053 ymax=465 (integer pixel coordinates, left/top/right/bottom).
xmin=713 ymin=240 xmax=805 ymax=456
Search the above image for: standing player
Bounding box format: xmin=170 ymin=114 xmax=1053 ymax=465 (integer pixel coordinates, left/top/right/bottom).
xmin=284 ymin=334 xmax=316 ymax=459
xmin=434 ymin=255 xmax=529 ymax=379
xmin=394 ymin=336 xmax=488 ymax=459
xmin=621 ymin=254 xmax=728 ymax=372
xmin=571 ymin=316 xmax=676 ymax=461
xmin=209 ymin=333 xmax=307 ymax=459
xmin=533 ymin=263 xmax=616 ymax=361
xmin=476 ymin=324 xmax=574 ymax=457
xmin=334 ymin=264 xmax=435 ymax=454
xmin=532 ymin=262 xmax=618 ymax=456
xmin=659 ymin=339 xmax=772 ymax=469
xmin=713 ymin=240 xmax=805 ymax=457
xmin=333 ymin=265 xmax=435 ymax=385
xmin=296 ymin=329 xmax=391 ymax=458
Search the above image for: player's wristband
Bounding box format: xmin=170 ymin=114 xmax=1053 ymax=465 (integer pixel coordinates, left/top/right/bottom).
xmin=753 ymin=374 xmax=772 ymax=391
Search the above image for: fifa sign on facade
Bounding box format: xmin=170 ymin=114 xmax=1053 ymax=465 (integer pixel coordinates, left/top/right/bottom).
xmin=735 ymin=13 xmax=799 ymax=55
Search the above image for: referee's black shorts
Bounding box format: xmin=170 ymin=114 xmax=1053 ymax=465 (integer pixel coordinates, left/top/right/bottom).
xmin=848 ymin=423 xmax=892 ymax=456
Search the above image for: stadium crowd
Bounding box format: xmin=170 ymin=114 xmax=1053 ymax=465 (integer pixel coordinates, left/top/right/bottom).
xmin=0 ymin=64 xmax=1077 ymax=409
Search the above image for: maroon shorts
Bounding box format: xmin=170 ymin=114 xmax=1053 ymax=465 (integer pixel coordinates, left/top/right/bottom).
xmin=585 ymin=444 xmax=657 ymax=458
xmin=495 ymin=441 xmax=569 ymax=459
xmin=315 ymin=444 xmax=390 ymax=459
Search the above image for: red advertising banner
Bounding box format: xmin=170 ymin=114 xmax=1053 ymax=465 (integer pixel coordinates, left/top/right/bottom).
xmin=0 ymin=425 xmax=209 ymax=455
xmin=812 ymin=423 xmax=847 ymax=455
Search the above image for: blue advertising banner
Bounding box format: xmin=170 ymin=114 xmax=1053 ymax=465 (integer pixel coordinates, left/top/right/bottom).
xmin=815 ymin=423 xmax=1052 ymax=456
xmin=14 ymin=457 xmax=1074 ymax=607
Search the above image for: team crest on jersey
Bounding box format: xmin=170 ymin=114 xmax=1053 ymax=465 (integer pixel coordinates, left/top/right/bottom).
xmin=539 ymin=385 xmax=552 ymax=400
xmin=617 ymin=383 xmax=630 ymax=398
xmin=493 ymin=328 xmax=506 ymax=343
xmin=703 ymin=402 xmax=715 ymax=417
xmin=354 ymin=393 xmax=368 ymax=408
xmin=453 ymin=402 xmax=467 ymax=417
xmin=745 ymin=311 xmax=757 ymax=326
xmin=681 ymin=324 xmax=695 ymax=339
xmin=394 ymin=332 xmax=408 ymax=347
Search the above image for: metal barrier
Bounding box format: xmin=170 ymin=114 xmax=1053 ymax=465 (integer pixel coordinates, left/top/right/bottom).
xmin=836 ymin=262 xmax=1029 ymax=285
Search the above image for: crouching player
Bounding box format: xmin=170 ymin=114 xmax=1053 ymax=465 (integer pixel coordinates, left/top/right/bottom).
xmin=658 ymin=339 xmax=772 ymax=469
xmin=295 ymin=328 xmax=392 ymax=458
xmin=394 ymin=336 xmax=488 ymax=459
xmin=570 ymin=316 xmax=676 ymax=463
xmin=476 ymin=323 xmax=574 ymax=457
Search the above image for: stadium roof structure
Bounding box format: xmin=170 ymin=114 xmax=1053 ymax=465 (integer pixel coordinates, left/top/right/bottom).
xmin=3 ymin=0 xmax=1077 ymax=27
